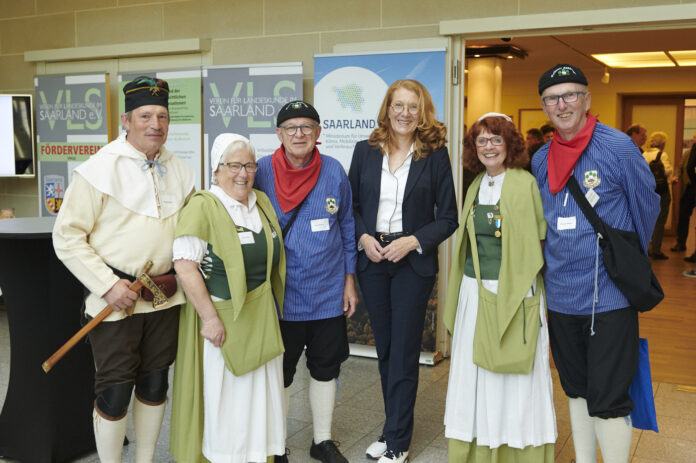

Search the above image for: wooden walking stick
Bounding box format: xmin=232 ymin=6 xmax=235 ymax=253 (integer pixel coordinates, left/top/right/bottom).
xmin=42 ymin=260 xmax=167 ymax=373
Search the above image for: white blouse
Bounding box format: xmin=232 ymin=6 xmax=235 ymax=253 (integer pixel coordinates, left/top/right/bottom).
xmin=375 ymin=144 xmax=415 ymax=233
xmin=478 ymin=171 xmax=506 ymax=206
xmin=172 ymin=185 xmax=262 ymax=264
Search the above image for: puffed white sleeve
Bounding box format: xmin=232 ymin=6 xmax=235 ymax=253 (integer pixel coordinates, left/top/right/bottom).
xmin=172 ymin=235 xmax=208 ymax=263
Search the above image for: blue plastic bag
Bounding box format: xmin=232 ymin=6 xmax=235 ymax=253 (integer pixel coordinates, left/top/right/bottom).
xmin=628 ymin=337 xmax=659 ymax=432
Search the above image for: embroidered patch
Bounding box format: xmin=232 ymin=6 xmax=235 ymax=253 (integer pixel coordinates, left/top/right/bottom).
xmin=583 ymin=170 xmax=601 ymax=189
xmin=325 ymin=197 xmax=338 ymax=215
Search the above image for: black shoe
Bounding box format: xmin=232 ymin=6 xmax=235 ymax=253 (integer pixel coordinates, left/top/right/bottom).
xmin=651 ymin=253 xmax=668 ymax=260
xmin=275 ymin=448 xmax=290 ymax=463
xmin=309 ymin=440 xmax=348 ymax=463
xmin=671 ymin=244 xmax=686 ymax=251
xmin=685 ymin=253 xmax=696 ymax=263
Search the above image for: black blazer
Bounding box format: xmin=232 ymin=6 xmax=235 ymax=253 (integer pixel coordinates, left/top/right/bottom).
xmin=348 ymin=140 xmax=458 ymax=277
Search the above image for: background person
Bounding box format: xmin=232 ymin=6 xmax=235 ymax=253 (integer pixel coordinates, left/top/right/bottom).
xmin=444 ymin=112 xmax=556 ymax=462
xmin=671 ymin=133 xmax=696 ymax=255
xmin=626 ymin=123 xmax=648 ymax=153
xmin=170 ymin=134 xmax=286 ymax=463
xmin=52 ymin=76 xmax=195 ymax=462
xmin=643 ymin=131 xmax=673 ymax=259
xmin=348 ymin=79 xmax=458 ymax=463
xmin=541 ymin=123 xmax=555 ymax=143
xmin=532 ymin=64 xmax=659 ymax=463
xmin=255 ymin=100 xmax=358 ymax=463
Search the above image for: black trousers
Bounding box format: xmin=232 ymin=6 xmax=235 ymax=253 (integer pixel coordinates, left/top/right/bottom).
xmin=676 ymin=183 xmax=695 ymax=246
xmin=548 ymin=307 xmax=639 ymax=419
xmin=358 ymin=258 xmax=435 ymax=453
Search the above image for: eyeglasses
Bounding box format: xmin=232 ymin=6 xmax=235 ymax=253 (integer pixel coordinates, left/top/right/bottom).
xmin=219 ymin=161 xmax=258 ymax=173
xmin=390 ymin=102 xmax=419 ymax=114
xmin=541 ymin=91 xmax=586 ymax=106
xmin=279 ymin=124 xmax=318 ymax=136
xmin=475 ymin=135 xmax=504 ymax=147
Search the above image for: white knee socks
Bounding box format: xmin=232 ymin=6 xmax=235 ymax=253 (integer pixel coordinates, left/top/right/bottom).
xmin=569 ymin=397 xmax=597 ymax=463
xmin=309 ymin=377 xmax=336 ymax=443
xmin=133 ymin=398 xmax=167 ymax=463
xmin=595 ymin=415 xmax=632 ymax=463
xmin=93 ymin=408 xmax=127 ymax=463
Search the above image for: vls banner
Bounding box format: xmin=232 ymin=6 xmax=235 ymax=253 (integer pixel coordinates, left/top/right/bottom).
xmin=202 ymin=63 xmax=303 ymax=187
xmin=313 ymin=49 xmax=446 ymax=172
xmin=119 ymin=69 xmax=203 ymax=190
xmin=35 ymin=73 xmax=110 ymax=216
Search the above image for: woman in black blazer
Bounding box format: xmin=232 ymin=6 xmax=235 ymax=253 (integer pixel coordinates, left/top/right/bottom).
xmin=348 ymin=79 xmax=458 ymax=463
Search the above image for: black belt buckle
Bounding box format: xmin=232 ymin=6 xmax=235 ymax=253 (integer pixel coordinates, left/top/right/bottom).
xmin=376 ymin=232 xmax=407 ymax=244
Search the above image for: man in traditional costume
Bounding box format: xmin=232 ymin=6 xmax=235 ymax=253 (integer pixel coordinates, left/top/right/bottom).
xmin=53 ymin=76 xmax=195 ymax=463
xmin=254 ymin=100 xmax=358 ymax=463
xmin=531 ymin=64 xmax=659 ymax=463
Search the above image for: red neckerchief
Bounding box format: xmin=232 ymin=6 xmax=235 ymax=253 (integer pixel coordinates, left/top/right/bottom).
xmin=271 ymin=144 xmax=322 ymax=213
xmin=548 ymin=113 xmax=598 ymax=194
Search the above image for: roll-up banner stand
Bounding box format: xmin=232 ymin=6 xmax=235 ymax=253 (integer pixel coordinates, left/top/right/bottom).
xmin=314 ymin=49 xmax=446 ymax=363
xmin=202 ymin=63 xmax=303 ymax=188
xmin=35 ymin=73 xmax=110 ymax=217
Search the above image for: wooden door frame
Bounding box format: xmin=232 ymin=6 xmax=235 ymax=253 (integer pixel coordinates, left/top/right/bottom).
xmin=622 ymin=94 xmax=696 ymax=233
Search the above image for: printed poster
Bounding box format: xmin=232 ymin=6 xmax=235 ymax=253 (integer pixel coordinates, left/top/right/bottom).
xmin=35 ymin=73 xmax=110 ymax=216
xmin=202 ymin=63 xmax=303 ymax=187
xmin=314 ymin=50 xmax=447 ymax=353
xmin=314 ymin=49 xmax=446 ymax=172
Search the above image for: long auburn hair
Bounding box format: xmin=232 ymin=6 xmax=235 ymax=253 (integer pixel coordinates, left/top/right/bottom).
xmin=368 ymin=79 xmax=446 ymax=161
xmin=462 ymin=116 xmax=528 ymax=174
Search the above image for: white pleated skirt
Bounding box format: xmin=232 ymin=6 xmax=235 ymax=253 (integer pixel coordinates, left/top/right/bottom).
xmin=444 ymin=275 xmax=557 ymax=449
xmin=202 ymin=340 xmax=286 ymax=463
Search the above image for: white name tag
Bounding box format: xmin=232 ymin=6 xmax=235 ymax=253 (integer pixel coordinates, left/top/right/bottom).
xmin=585 ymin=188 xmax=600 ymax=207
xmin=238 ymin=231 xmax=255 ymax=244
xmin=311 ymin=218 xmax=330 ymax=232
xmin=557 ymin=216 xmax=577 ymax=230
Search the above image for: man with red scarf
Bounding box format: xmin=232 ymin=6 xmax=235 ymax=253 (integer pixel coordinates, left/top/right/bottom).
xmin=531 ymin=64 xmax=659 ymax=463
xmin=255 ymin=100 xmax=357 ymax=463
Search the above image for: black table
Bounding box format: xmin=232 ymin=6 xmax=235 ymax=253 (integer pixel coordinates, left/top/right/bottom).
xmin=0 ymin=217 xmax=96 ymax=462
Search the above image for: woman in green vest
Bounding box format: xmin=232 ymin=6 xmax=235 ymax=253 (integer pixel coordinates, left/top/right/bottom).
xmin=443 ymin=113 xmax=556 ymax=462
xmin=170 ymin=134 xmax=286 ymax=463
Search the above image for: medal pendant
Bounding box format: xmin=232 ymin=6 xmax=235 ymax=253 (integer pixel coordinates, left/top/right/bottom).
xmin=494 ymin=230 xmax=501 ymax=238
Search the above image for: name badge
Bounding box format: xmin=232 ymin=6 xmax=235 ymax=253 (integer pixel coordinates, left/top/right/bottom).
xmin=311 ymin=218 xmax=330 ymax=232
xmin=585 ymin=188 xmax=599 ymax=207
xmin=557 ymin=216 xmax=576 ymax=230
xmin=238 ymin=231 xmax=255 ymax=244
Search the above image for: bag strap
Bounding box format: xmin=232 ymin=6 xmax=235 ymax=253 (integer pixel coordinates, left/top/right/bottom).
xmin=566 ymin=176 xmax=607 ymax=237
xmin=281 ymin=194 xmax=308 ymax=238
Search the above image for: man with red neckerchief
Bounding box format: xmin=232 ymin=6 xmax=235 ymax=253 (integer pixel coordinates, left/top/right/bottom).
xmin=531 ymin=64 xmax=659 ymax=463
xmin=254 ymin=100 xmax=357 ymax=463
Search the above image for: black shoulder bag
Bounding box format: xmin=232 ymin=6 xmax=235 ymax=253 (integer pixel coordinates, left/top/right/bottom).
xmin=566 ymin=176 xmax=664 ymax=312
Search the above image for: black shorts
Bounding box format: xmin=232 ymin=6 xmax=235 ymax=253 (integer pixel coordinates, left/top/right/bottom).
xmin=548 ymin=307 xmax=639 ymax=419
xmin=88 ymin=307 xmax=180 ymax=396
xmin=280 ymin=315 xmax=349 ymax=387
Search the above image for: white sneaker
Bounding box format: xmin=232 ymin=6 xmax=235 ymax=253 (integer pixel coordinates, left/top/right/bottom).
xmin=381 ymin=449 xmax=409 ymax=463
xmin=366 ymin=436 xmax=387 ymax=459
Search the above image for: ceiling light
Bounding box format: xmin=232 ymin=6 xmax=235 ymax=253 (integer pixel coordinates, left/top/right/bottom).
xmin=466 ymin=45 xmax=527 ymax=60
xmin=669 ymin=50 xmax=696 ymax=66
xmin=592 ymin=52 xmax=675 ymax=68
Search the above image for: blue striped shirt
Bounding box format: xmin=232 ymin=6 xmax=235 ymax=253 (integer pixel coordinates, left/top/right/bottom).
xmin=532 ymin=122 xmax=660 ymax=315
xmin=255 ymin=154 xmax=357 ymax=321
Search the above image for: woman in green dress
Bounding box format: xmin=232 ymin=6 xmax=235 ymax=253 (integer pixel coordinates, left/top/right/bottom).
xmin=170 ymin=134 xmax=286 ymax=463
xmin=443 ymin=113 xmax=556 ymax=462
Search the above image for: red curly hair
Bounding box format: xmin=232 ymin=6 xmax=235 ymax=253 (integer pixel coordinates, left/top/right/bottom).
xmin=368 ymin=79 xmax=446 ymax=161
xmin=462 ymin=116 xmax=528 ymax=174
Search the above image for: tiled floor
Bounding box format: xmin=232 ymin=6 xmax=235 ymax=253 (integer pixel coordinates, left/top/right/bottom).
xmin=0 ymin=308 xmax=695 ymax=462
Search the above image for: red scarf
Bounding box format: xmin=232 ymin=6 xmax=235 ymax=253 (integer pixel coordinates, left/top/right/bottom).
xmin=271 ymin=145 xmax=322 ymax=213
xmin=548 ymin=114 xmax=598 ymax=194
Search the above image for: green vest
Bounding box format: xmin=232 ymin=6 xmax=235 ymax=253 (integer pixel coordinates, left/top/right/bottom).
xmin=444 ymin=169 xmax=547 ymax=336
xmin=170 ymin=189 xmax=285 ymax=463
